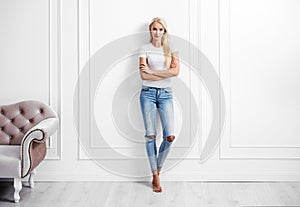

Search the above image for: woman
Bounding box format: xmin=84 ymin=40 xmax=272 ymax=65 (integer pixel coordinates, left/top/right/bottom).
xmin=139 ymin=17 xmax=180 ymax=193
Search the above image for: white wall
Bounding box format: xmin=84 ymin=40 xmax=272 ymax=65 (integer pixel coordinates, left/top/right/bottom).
xmin=0 ymin=0 xmax=49 ymax=103
xmin=1 ymin=0 xmax=300 ymax=181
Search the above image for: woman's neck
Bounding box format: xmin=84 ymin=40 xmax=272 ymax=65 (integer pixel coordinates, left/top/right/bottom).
xmin=151 ymin=40 xmax=162 ymax=48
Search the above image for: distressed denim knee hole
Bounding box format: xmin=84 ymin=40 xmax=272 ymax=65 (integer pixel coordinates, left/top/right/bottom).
xmin=166 ymin=135 xmax=175 ymax=142
xmin=145 ymin=135 xmax=156 ymax=140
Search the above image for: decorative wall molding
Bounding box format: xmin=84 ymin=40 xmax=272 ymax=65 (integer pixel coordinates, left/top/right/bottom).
xmin=77 ymin=0 xmax=203 ymax=160
xmin=45 ymin=0 xmax=62 ymax=160
xmin=219 ymin=0 xmax=300 ymax=159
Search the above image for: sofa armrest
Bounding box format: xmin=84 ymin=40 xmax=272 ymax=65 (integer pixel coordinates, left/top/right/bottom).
xmin=21 ymin=118 xmax=59 ymax=177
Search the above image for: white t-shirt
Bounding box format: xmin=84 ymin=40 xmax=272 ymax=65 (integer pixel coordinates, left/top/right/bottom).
xmin=139 ymin=43 xmax=178 ymax=88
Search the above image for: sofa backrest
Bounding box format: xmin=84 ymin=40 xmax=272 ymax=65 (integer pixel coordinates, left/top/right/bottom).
xmin=0 ymin=100 xmax=57 ymax=145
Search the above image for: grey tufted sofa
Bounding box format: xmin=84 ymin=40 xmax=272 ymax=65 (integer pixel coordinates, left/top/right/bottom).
xmin=0 ymin=100 xmax=59 ymax=203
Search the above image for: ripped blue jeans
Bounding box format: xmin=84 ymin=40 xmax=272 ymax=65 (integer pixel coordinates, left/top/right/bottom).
xmin=139 ymin=86 xmax=175 ymax=172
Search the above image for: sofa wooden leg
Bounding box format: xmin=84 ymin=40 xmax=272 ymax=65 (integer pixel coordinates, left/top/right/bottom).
xmin=13 ymin=178 xmax=22 ymax=203
xmin=29 ymin=169 xmax=36 ymax=188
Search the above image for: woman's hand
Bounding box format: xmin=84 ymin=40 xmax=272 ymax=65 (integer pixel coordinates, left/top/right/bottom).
xmin=170 ymin=59 xmax=176 ymax=68
xmin=140 ymin=64 xmax=153 ymax=74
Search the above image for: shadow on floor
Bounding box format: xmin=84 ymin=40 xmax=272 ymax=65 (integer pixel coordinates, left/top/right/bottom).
xmin=0 ymin=180 xmax=15 ymax=203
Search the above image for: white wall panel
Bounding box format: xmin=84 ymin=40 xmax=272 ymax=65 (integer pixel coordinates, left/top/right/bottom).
xmin=78 ymin=0 xmax=204 ymax=164
xmin=0 ymin=0 xmax=49 ymax=103
xmin=220 ymin=0 xmax=300 ymax=158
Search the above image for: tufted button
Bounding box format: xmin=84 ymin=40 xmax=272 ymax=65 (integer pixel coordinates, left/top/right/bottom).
xmin=11 ymin=118 xmax=14 ymax=122
xmin=0 ymin=127 xmax=3 ymax=131
xmin=19 ymin=109 xmax=24 ymax=114
xmin=9 ymin=135 xmax=12 ymax=139
xmin=0 ymin=110 xmax=4 ymax=115
xmin=39 ymin=108 xmax=44 ymax=113
xmin=19 ymin=128 xmax=23 ymax=132
xmin=29 ymin=119 xmax=34 ymax=123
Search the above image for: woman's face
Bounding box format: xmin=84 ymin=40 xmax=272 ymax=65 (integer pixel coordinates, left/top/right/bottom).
xmin=150 ymin=22 xmax=165 ymax=42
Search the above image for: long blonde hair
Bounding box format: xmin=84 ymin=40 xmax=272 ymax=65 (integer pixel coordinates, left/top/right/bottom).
xmin=148 ymin=17 xmax=171 ymax=67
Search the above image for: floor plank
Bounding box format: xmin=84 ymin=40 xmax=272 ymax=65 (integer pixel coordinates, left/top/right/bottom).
xmin=0 ymin=181 xmax=300 ymax=207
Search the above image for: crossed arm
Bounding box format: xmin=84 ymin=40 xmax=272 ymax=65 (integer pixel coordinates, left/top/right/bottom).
xmin=139 ymin=52 xmax=180 ymax=80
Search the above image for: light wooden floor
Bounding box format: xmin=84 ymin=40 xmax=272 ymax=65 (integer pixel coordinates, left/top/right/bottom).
xmin=0 ymin=181 xmax=300 ymax=207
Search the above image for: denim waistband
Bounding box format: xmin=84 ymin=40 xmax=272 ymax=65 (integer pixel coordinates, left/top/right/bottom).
xmin=142 ymin=85 xmax=172 ymax=91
